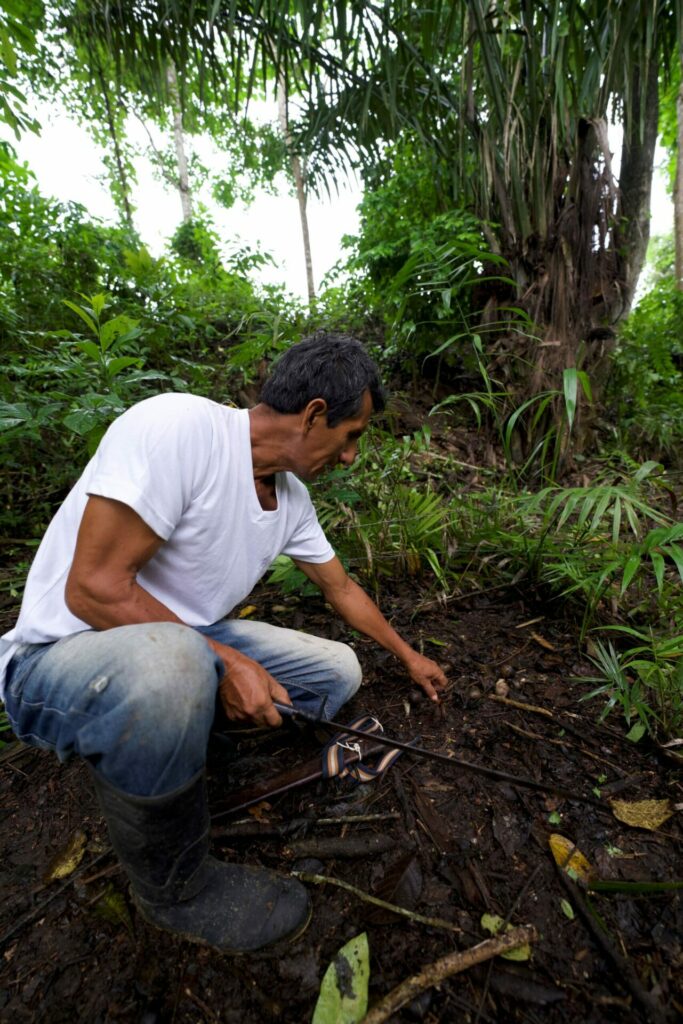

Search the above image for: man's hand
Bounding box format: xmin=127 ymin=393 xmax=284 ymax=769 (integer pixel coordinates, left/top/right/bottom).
xmin=403 ymin=652 xmax=448 ymax=703
xmin=210 ymin=640 xmax=291 ymax=728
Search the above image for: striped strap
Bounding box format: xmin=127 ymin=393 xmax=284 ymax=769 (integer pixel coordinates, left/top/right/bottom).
xmin=321 ymin=714 xmax=418 ymax=784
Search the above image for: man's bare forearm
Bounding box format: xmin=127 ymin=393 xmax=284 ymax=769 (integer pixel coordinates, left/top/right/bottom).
xmin=321 ymin=576 xmax=417 ymax=666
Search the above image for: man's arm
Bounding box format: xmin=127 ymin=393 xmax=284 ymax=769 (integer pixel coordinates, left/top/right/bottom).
xmin=294 ymin=555 xmax=447 ymax=702
xmin=65 ymin=495 xmax=290 ymax=726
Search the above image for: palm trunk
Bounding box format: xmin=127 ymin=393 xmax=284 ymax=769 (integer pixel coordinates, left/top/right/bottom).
xmin=166 ymin=62 xmax=193 ymax=224
xmin=277 ymin=81 xmax=315 ymax=303
xmin=616 ymin=57 xmax=660 ymax=314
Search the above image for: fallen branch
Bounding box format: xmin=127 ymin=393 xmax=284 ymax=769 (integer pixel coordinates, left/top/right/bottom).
xmin=359 ymin=925 xmax=538 ymax=1024
xmin=292 ymin=871 xmax=462 ymax=934
xmin=285 ymin=834 xmax=401 ymax=859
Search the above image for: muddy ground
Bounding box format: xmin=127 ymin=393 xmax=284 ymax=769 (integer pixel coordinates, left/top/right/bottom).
xmin=0 ymin=583 xmax=681 ymax=1024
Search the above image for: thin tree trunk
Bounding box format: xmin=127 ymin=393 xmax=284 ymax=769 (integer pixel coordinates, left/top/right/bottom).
xmin=166 ymin=62 xmax=193 ymax=224
xmin=675 ymin=57 xmax=683 ymax=291
xmin=277 ymin=81 xmax=315 ymax=302
xmin=94 ymin=63 xmax=135 ymax=231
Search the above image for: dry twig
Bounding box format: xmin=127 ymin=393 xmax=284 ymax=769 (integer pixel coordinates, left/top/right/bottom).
xmin=359 ymin=925 xmax=538 ymax=1024
xmin=293 ymin=871 xmax=462 ymax=934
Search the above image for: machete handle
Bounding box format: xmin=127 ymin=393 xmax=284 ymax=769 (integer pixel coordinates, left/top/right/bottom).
xmin=273 ymin=700 xmax=319 ymax=724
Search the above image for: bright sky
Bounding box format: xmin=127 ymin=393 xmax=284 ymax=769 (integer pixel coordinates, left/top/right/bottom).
xmin=5 ymin=100 xmax=674 ymax=302
xmin=8 ymin=99 xmax=362 ymax=300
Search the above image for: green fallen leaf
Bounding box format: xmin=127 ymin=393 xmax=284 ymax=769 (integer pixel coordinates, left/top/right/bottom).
xmin=625 ymin=722 xmax=646 ymax=743
xmin=480 ymin=914 xmax=531 ymax=961
xmin=560 ymin=899 xmax=575 ymax=920
xmin=312 ymin=932 xmax=370 ymax=1024
xmin=92 ymin=883 xmax=134 ymax=937
xmin=548 ymin=811 xmax=562 ymax=825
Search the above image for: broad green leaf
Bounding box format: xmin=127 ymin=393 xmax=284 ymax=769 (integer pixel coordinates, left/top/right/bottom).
xmin=105 ymin=356 xmax=141 ymax=377
xmin=75 ymin=340 xmax=102 ymax=362
xmin=88 ymin=293 xmax=107 ymax=317
xmin=99 ymin=316 xmax=141 ymax=351
xmin=312 ymin=933 xmax=369 ymax=1024
xmin=625 ymin=722 xmax=646 ymax=743
xmin=63 ymin=410 xmax=99 ymax=436
xmin=63 ymin=300 xmax=97 ymax=335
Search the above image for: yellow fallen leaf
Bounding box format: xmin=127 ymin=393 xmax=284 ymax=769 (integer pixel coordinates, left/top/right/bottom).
xmin=548 ymin=834 xmax=594 ymax=882
xmin=238 ymin=605 xmax=258 ymax=619
xmin=610 ymin=799 xmax=674 ymax=831
xmin=43 ymin=830 xmax=87 ymax=883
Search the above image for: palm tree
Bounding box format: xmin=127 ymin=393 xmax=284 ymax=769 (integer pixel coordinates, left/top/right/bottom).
xmin=71 ymin=1 xmax=680 ymax=399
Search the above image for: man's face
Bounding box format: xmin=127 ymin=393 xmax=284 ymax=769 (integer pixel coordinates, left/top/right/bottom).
xmin=298 ymin=390 xmax=373 ymax=482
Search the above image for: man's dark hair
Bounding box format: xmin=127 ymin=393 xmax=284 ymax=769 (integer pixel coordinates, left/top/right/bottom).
xmin=260 ymin=331 xmax=386 ymax=426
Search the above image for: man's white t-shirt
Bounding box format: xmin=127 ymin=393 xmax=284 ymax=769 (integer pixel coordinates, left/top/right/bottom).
xmin=0 ymin=393 xmax=334 ymax=697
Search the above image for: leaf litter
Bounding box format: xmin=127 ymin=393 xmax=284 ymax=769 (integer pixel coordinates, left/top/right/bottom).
xmin=1 ymin=587 xmax=681 ymax=1023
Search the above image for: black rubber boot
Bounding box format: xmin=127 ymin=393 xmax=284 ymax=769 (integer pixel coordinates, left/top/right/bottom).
xmin=90 ymin=770 xmax=311 ymax=952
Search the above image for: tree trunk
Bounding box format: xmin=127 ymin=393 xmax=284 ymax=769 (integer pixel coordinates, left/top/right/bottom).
xmin=166 ymin=62 xmax=193 ymax=224
xmin=94 ymin=64 xmax=135 ymax=232
xmin=277 ymin=81 xmax=316 ymax=303
xmin=616 ymin=56 xmax=660 ymax=315
xmin=675 ymin=52 xmax=683 ymax=291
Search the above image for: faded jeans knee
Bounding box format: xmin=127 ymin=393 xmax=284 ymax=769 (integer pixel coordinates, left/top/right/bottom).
xmin=5 ymin=622 xmax=224 ymax=797
xmin=333 ymin=642 xmax=362 ymax=706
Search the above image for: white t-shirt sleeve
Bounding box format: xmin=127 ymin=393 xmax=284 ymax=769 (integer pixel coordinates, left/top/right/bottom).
xmin=281 ymin=480 xmax=335 ymax=564
xmin=85 ymin=394 xmax=212 ymax=541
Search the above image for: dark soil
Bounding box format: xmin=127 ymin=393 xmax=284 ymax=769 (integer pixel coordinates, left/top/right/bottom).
xmin=1 ymin=583 xmax=681 ymax=1024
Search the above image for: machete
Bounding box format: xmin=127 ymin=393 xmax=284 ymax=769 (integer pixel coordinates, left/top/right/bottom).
xmin=273 ymin=701 xmax=606 ymax=808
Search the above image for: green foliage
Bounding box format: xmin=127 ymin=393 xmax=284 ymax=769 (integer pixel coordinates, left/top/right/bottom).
xmin=0 ymin=0 xmax=42 ymax=137
xmin=608 ymin=236 xmax=683 ymax=463
xmin=658 ymin=55 xmax=680 ymax=194
xmin=342 ymin=137 xmax=502 ymax=375
xmin=0 ymin=164 xmax=309 ymax=537
xmin=433 ymin=337 xmax=591 ymax=485
xmin=311 ymin=425 xmax=449 ymax=593
xmin=580 ymin=628 xmax=683 ymax=742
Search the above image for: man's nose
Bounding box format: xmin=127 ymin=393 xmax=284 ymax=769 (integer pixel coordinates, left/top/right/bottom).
xmin=339 ymin=442 xmax=357 ymax=466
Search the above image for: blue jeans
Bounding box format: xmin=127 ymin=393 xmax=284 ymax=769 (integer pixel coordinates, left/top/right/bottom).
xmin=3 ymin=620 xmax=361 ymax=797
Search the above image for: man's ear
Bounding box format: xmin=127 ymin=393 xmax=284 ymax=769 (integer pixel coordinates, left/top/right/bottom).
xmin=303 ymin=398 xmax=328 ymax=432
